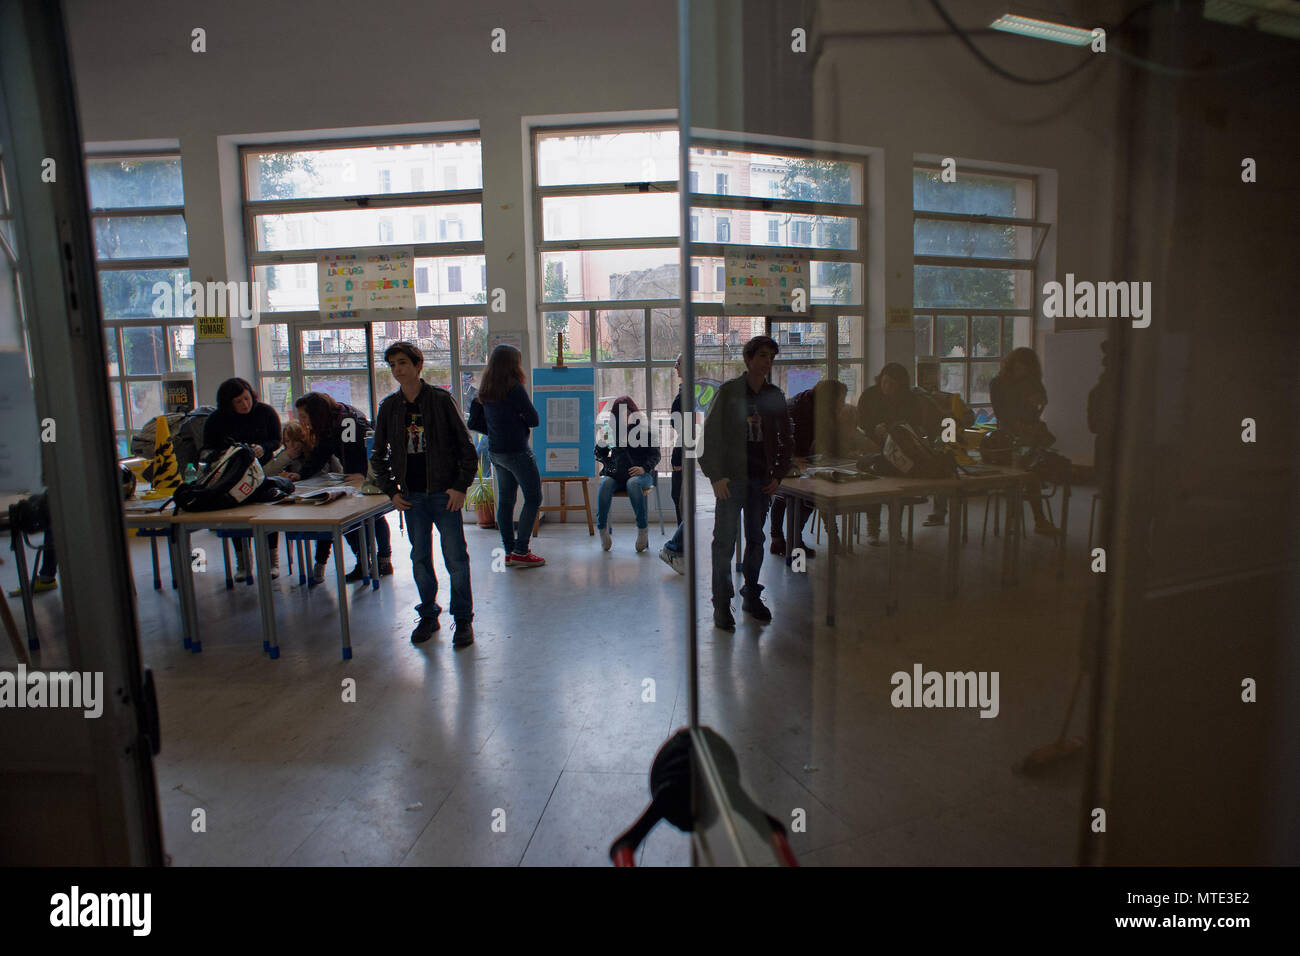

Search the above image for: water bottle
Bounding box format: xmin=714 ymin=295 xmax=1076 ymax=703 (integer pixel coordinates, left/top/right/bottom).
xmin=184 ymin=462 xmax=198 ymax=483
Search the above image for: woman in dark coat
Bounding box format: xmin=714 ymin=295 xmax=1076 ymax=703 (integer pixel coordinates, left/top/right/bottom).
xmin=990 ymin=346 xmax=1058 ymax=535
xmin=594 ymin=396 xmax=661 ymax=554
xmin=202 ymin=377 xmax=283 ymax=575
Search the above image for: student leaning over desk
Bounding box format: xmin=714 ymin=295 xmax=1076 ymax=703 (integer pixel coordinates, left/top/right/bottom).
xmin=370 ymin=341 xmax=480 ymax=649
xmin=292 ymin=391 xmax=393 ymax=583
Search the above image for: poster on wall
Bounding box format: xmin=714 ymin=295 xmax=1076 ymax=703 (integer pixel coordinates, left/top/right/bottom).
xmin=532 ymin=366 xmax=594 ymax=478
xmin=195 ymin=314 xmax=229 ymax=340
xmin=162 ymin=373 xmax=196 ymax=414
xmin=724 ymin=250 xmax=810 ymax=310
xmin=318 ymin=247 xmax=416 ymax=321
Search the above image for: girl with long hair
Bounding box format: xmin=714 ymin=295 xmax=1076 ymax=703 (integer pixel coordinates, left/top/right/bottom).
xmin=467 ymin=345 xmax=545 ymax=567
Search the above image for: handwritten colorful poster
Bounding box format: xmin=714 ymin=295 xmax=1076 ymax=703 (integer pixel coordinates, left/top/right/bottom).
xmin=318 ymin=247 xmax=416 ymax=321
xmin=724 ymin=250 xmax=810 ymax=310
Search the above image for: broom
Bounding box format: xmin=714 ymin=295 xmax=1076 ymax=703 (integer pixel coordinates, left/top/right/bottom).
xmin=1016 ymin=670 xmax=1086 ymax=775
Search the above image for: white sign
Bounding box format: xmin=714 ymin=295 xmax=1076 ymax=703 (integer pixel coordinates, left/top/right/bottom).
xmin=724 ymin=250 xmax=810 ymax=309
xmin=318 ymin=247 xmax=416 ymax=320
xmin=546 ymin=397 xmax=580 ymax=443
xmin=545 ymin=447 xmax=579 ymax=472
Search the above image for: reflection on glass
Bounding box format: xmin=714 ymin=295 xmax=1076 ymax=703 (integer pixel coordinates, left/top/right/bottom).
xmin=93 ymin=215 xmax=188 ymax=260
xmin=87 ymin=157 xmax=183 ymax=209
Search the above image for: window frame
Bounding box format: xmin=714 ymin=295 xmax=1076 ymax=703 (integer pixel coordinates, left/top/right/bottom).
xmin=911 ymin=161 xmax=1047 ymax=409
xmin=89 ymin=150 xmax=191 ymax=455
xmin=240 ymin=132 xmax=489 ymax=422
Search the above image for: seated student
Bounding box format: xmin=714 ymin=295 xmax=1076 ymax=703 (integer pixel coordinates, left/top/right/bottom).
xmin=918 ymin=386 xmax=973 ymax=528
xmin=990 ymin=346 xmax=1058 ymax=536
xmin=856 ymin=362 xmax=941 ymax=546
xmin=203 ymin=377 xmax=283 ymax=576
xmin=697 ymin=335 xmax=793 ymax=629
xmin=6 ymin=534 xmax=57 ymax=596
xmin=291 ymin=392 xmax=393 ymax=583
xmin=594 ymin=397 xmax=661 ymax=554
xmin=769 ymin=379 xmax=866 ymax=560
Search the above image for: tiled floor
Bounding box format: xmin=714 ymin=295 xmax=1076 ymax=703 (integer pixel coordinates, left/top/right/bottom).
xmin=3 ymin=487 xmax=1094 ymax=866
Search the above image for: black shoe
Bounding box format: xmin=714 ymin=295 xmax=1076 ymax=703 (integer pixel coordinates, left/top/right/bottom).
xmin=452 ymin=619 xmax=475 ymax=647
xmin=378 ymin=558 xmax=394 ymax=576
xmin=411 ymin=616 xmax=440 ymax=644
xmin=769 ymin=535 xmax=786 ymax=557
xmin=741 ymin=591 xmax=772 ymax=623
xmin=713 ymin=604 xmax=735 ymax=630
xmin=345 ymin=565 xmax=365 ymax=582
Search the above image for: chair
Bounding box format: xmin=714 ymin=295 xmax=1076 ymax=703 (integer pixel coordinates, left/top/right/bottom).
xmin=980 ymin=483 xmax=1060 ymax=546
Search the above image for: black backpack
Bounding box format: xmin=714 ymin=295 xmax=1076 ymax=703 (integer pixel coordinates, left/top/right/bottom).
xmin=172 ymin=444 xmax=265 ymax=513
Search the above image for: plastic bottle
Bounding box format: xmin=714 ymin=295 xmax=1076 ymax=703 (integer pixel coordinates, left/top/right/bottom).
xmin=183 ymin=462 xmax=198 ymax=483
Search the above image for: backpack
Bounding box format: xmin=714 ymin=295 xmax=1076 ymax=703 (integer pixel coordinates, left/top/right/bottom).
xmin=881 ymin=423 xmax=956 ymax=479
xmin=172 ymin=443 xmax=265 ymax=513
xmin=134 ymin=405 xmax=215 ymax=479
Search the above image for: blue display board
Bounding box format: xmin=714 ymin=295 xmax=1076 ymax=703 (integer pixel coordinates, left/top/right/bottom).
xmin=532 ymin=367 xmax=595 ymax=478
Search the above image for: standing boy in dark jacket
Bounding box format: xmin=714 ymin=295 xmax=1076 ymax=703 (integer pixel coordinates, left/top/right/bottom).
xmin=697 ymin=335 xmax=793 ymax=629
xmin=370 ymin=342 xmax=480 ymax=647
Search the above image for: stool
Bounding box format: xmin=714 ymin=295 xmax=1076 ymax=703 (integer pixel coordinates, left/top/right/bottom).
xmin=532 ymin=477 xmax=595 ymax=536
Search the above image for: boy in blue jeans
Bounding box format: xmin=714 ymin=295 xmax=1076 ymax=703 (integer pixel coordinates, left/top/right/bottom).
xmin=370 ymin=342 xmax=480 ymax=647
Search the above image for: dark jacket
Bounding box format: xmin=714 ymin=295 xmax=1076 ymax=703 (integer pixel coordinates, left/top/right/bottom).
xmin=468 ymin=383 xmax=539 ymax=453
xmin=990 ymin=374 xmax=1048 ymax=436
xmin=594 ymin=442 xmax=660 ymax=485
xmin=697 ymin=375 xmax=793 ymax=485
xmin=298 ymin=402 xmax=372 ymax=478
xmin=201 ymin=402 xmax=281 ymax=465
xmin=789 ymin=388 xmax=865 ymax=459
xmin=370 ymin=382 xmax=478 ymax=496
xmin=857 ymin=385 xmax=941 ymax=440
xmin=670 ymin=389 xmax=683 ymax=468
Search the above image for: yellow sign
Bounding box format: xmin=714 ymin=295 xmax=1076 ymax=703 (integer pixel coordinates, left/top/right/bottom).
xmin=195 ymin=314 xmax=229 ymax=339
xmin=887 ymin=306 xmax=913 ymax=330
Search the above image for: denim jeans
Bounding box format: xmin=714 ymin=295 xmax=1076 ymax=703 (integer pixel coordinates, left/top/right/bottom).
xmin=596 ymin=472 xmax=655 ymax=529
xmin=711 ymin=478 xmax=770 ymax=605
xmin=490 ymin=449 xmax=542 ymax=555
xmin=664 ymin=521 xmax=685 ymax=553
xmin=404 ymin=492 xmax=473 ymax=622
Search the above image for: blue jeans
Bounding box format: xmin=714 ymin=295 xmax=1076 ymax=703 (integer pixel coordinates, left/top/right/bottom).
xmin=711 ymin=478 xmax=770 ymax=605
xmin=664 ymin=521 xmax=685 ymax=553
xmin=490 ymin=449 xmax=542 ymax=555
xmin=596 ymin=473 xmax=654 ymax=529
xmin=405 ymin=492 xmax=473 ymax=622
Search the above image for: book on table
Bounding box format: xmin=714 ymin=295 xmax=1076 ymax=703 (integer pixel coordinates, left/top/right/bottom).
xmin=273 ymin=488 xmax=351 ymax=506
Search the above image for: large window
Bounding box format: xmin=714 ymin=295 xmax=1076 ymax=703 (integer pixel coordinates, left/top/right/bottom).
xmin=912 ymin=165 xmax=1048 ymax=411
xmin=243 ymin=135 xmax=487 ymax=420
xmin=88 ymin=154 xmax=191 ymax=456
xmin=534 ymin=126 xmax=869 ymax=460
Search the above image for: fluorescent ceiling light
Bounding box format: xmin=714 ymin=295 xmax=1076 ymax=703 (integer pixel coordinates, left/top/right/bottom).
xmin=990 ymin=13 xmax=1094 ymax=45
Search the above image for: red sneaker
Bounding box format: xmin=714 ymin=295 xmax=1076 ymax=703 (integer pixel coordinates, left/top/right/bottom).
xmin=507 ymin=551 xmax=546 ymax=568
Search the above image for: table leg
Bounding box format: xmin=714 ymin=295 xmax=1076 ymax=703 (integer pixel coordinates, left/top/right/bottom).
xmin=179 ymin=527 xmax=201 ymax=652
xmin=253 ymin=527 xmax=275 ymax=657
xmin=946 ymin=491 xmax=962 ymax=599
xmin=149 ymin=535 xmax=161 ymax=590
xmin=886 ymin=499 xmax=901 ymax=616
xmin=1001 ymin=484 xmax=1022 ymax=588
xmin=784 ymin=493 xmax=797 ymax=567
xmin=12 ymin=532 xmax=40 ymax=651
xmin=1056 ymin=481 xmax=1071 ymax=582
xmin=333 ymin=528 xmax=353 ymax=661
xmin=368 ymin=517 xmax=379 ymax=591
xmin=826 ymin=508 xmax=837 ymax=627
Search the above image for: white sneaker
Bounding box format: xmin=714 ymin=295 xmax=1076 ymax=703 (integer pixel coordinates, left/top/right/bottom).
xmin=310 ymin=562 xmax=326 ymax=584
xmin=659 ymin=546 xmax=686 ymax=576
xmin=636 ymin=527 xmax=649 ymax=552
xmin=600 ymin=527 xmax=612 ymax=551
